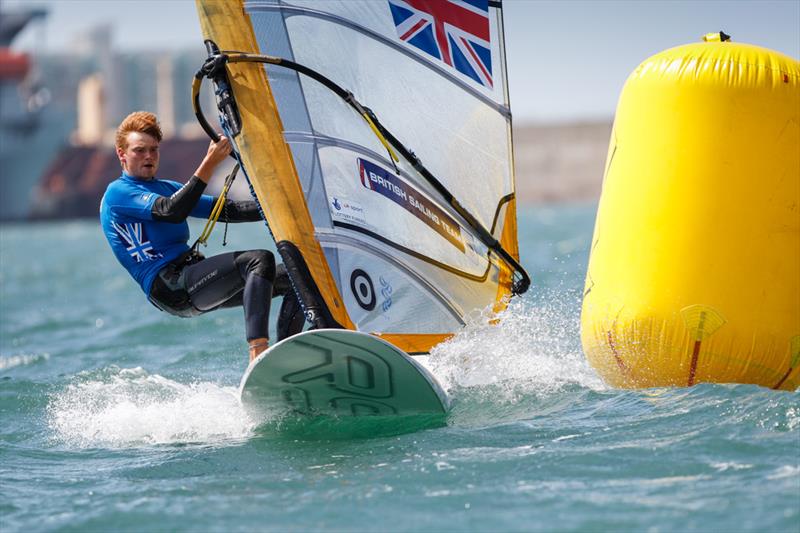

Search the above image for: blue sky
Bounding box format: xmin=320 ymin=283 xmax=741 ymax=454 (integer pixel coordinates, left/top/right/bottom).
xmin=6 ymin=0 xmax=799 ymax=123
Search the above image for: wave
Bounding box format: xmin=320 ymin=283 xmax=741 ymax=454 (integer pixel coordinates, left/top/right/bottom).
xmin=0 ymin=353 xmax=50 ymax=370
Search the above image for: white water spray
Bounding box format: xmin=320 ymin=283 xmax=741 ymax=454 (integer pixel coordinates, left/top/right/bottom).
xmin=48 ymin=367 xmax=262 ymax=448
xmin=428 ymin=295 xmax=605 ymax=398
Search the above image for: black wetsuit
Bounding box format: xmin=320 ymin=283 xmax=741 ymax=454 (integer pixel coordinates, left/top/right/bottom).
xmin=145 ymin=176 xmax=304 ymax=342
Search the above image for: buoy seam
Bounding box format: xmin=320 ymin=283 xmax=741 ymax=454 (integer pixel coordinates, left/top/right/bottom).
xmin=639 ymin=58 xmax=800 ymax=80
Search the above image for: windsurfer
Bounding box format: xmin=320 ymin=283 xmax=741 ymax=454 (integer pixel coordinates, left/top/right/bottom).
xmin=100 ymin=111 xmax=304 ymax=361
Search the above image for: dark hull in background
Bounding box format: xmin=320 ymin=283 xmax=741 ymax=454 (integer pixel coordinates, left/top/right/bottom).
xmin=0 ymin=111 xmax=71 ymax=221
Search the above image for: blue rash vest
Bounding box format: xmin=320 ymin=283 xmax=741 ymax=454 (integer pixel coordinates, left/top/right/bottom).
xmin=100 ymin=172 xmax=216 ymax=296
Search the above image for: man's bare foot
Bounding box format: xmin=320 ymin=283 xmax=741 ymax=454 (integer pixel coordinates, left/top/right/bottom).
xmin=248 ymin=338 xmax=269 ymax=362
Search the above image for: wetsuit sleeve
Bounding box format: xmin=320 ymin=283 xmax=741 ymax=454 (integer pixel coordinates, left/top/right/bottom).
xmin=151 ymin=176 xmax=208 ymax=223
xmin=218 ymin=200 xmax=262 ymax=222
xmin=189 ymin=197 xmax=262 ymax=222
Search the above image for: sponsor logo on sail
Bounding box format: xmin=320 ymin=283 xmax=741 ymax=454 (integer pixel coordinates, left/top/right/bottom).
xmin=329 ymin=196 xmax=367 ymax=225
xmin=351 ymin=269 xmax=376 ymax=311
xmin=379 ymin=275 xmax=393 ymax=312
xmin=358 ymin=158 xmax=465 ymax=252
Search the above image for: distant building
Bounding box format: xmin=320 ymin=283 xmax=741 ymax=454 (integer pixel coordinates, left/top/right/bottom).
xmin=39 ymin=43 xmax=213 ymax=147
xmin=75 ymin=73 xmax=105 ymax=145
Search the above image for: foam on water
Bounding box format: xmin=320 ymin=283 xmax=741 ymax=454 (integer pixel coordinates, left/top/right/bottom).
xmin=0 ymin=352 xmax=49 ymax=370
xmin=428 ymin=295 xmax=605 ymax=398
xmin=48 ymin=367 xmax=261 ymax=448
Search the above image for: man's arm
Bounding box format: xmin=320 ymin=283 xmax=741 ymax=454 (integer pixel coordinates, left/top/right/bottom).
xmin=152 ymin=176 xmax=208 ymax=223
xmin=151 ymin=136 xmax=231 ymax=223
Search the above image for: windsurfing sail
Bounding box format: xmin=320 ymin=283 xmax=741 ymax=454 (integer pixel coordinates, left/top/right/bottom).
xmin=194 ymin=0 xmax=528 ymax=354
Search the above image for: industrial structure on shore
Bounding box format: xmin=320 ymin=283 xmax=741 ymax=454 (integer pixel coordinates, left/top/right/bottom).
xmin=0 ymin=6 xmax=215 ymax=221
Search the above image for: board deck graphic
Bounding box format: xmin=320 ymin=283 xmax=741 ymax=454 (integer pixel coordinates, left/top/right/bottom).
xmin=240 ymin=329 xmax=450 ymax=418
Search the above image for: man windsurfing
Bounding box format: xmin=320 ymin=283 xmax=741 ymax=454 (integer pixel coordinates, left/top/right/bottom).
xmin=100 ymin=111 xmax=303 ymax=361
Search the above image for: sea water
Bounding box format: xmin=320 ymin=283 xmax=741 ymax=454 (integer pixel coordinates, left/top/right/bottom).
xmin=1 ymin=205 xmax=797 ymax=532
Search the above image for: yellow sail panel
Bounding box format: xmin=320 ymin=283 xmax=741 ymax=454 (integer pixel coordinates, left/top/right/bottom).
xmin=493 ymin=197 xmax=520 ymax=312
xmin=373 ymin=333 xmax=454 ymax=355
xmin=195 ymin=0 xmax=354 ymax=330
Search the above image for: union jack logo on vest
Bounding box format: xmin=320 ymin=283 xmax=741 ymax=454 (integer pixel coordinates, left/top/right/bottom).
xmin=388 ymin=0 xmax=492 ymax=89
xmin=112 ymin=221 xmax=161 ymax=263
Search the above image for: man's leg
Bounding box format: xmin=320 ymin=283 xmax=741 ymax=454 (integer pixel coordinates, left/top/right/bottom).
xmin=273 ymin=264 xmax=306 ymax=341
xmin=182 ymin=250 xmax=275 ymax=360
xmin=217 ymin=263 xmax=305 ymax=343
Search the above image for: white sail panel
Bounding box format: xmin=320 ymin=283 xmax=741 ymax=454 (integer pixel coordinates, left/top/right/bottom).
xmin=332 ymin=245 xmax=464 ymax=334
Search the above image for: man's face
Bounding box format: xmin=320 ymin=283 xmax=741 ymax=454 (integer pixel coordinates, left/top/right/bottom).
xmin=117 ymin=132 xmax=160 ymax=179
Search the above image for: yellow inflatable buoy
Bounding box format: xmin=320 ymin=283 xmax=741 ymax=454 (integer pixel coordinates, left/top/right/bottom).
xmin=581 ymin=34 xmax=800 ymax=390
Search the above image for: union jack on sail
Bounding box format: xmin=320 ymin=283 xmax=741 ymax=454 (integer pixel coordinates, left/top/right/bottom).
xmin=112 ymin=221 xmax=160 ymax=263
xmin=388 ymin=0 xmax=493 ymax=88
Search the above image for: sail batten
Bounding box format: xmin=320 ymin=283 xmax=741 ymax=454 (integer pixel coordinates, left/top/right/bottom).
xmin=196 ymin=0 xmax=526 ymax=354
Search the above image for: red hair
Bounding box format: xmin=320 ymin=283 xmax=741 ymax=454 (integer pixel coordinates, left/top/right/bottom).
xmin=115 ymin=111 xmax=163 ymax=150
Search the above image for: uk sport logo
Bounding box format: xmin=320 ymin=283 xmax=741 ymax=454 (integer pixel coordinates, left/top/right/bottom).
xmin=112 ymin=221 xmax=161 ymax=263
xmin=388 ymin=0 xmax=493 ymax=89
